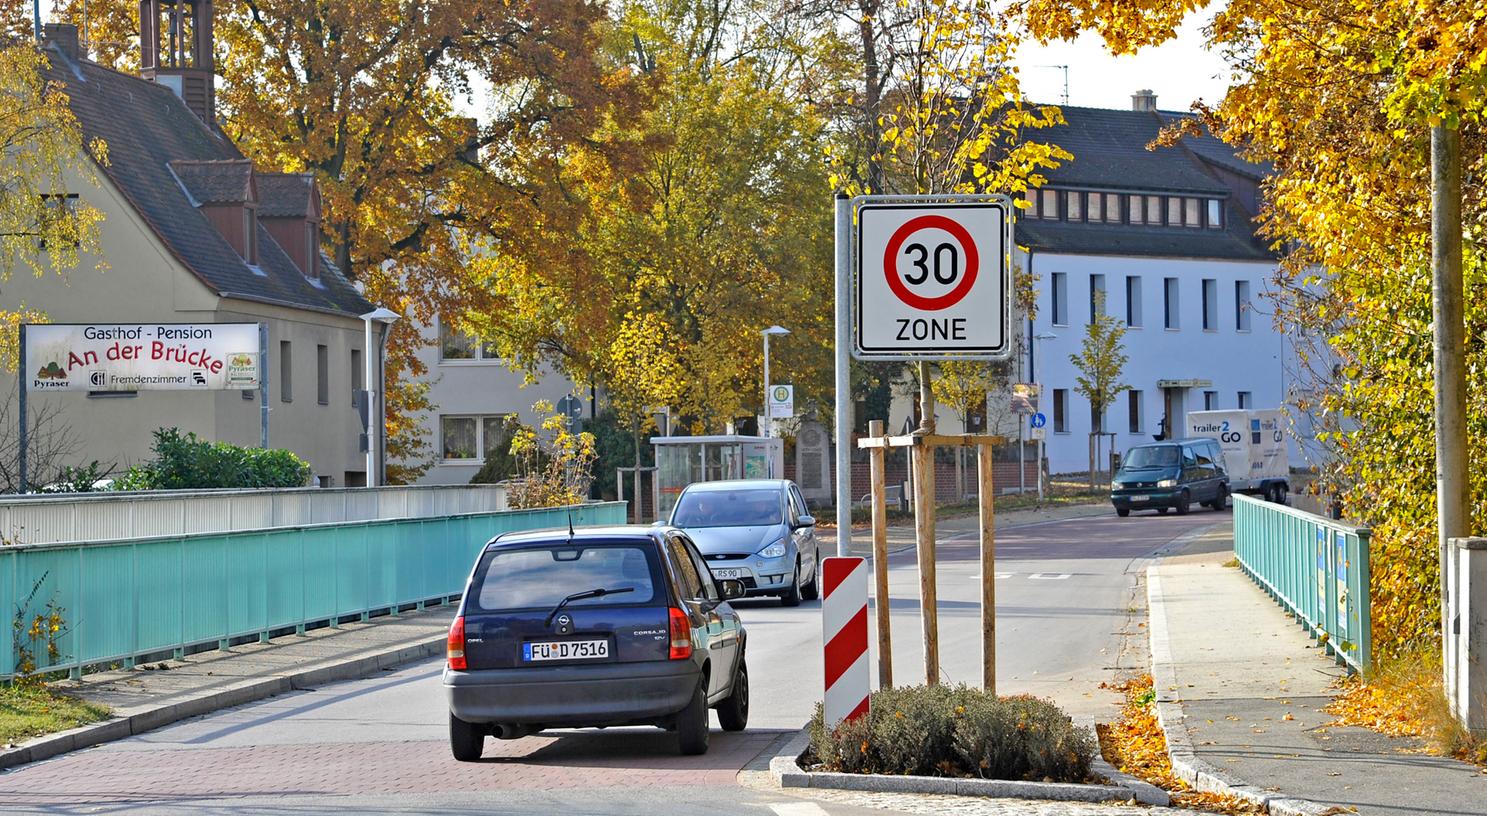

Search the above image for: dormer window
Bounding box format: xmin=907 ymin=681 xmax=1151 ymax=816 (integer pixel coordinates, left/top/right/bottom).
xmin=304 ymin=222 xmax=319 ymax=280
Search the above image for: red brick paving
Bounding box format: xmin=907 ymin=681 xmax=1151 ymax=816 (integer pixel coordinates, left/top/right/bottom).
xmin=0 ymin=731 xmax=778 ymax=806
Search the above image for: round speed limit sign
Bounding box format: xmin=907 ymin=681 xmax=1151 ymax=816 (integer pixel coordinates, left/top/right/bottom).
xmin=853 ymin=199 xmax=1010 ymax=359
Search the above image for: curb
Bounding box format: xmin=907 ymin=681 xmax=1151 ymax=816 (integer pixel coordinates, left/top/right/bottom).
xmin=0 ymin=635 xmax=445 ymax=771
xmin=1146 ymin=562 xmax=1344 ymax=816
xmin=768 ymin=725 xmax=1168 ymax=806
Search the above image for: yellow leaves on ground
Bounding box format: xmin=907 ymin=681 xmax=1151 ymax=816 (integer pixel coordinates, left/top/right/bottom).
xmin=1325 ymin=655 xmax=1487 ymax=764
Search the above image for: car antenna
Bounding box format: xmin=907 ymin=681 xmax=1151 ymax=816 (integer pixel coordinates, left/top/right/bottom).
xmin=567 ymin=507 xmax=575 ymax=540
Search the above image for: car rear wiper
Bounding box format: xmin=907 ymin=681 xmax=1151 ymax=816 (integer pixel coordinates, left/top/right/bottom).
xmin=543 ymin=586 xmax=635 ymax=628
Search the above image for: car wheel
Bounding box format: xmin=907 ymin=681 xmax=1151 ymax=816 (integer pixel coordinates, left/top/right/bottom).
xmin=1213 ymin=486 xmax=1229 ymax=511
xmin=1156 ymin=507 xmax=1170 ymax=515
xmin=449 ymin=713 xmax=485 ymax=762
xmin=1174 ymin=491 xmax=1190 ymax=515
xmin=676 ymin=677 xmax=711 ymax=755
xmin=1116 ymin=507 xmax=1130 ymax=518
xmin=716 ymin=658 xmax=749 ymax=732
xmin=800 ymin=549 xmax=820 ymax=601
xmin=780 ymin=560 xmax=802 ymax=607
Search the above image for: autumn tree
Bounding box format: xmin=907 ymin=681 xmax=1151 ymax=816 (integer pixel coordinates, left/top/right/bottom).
xmin=1069 ymin=292 xmax=1127 ymax=483
xmin=932 ymin=359 xmax=1009 ymax=497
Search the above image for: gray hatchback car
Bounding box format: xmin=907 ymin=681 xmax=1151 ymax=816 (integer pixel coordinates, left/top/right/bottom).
xmin=443 ymin=525 xmax=749 ymax=759
xmin=668 ymin=480 xmax=820 ymax=606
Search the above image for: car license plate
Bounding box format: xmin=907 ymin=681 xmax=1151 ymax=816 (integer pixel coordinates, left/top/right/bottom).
xmin=1131 ymin=495 xmax=1149 ymax=502
xmin=710 ymin=567 xmax=744 ymax=580
xmin=524 ymin=639 xmax=609 ymax=662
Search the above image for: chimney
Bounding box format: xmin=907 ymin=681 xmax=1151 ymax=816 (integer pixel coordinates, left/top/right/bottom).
xmin=1131 ymin=89 xmax=1157 ymax=112
xmin=139 ymin=0 xmax=217 ymax=128
xmin=42 ymin=24 xmax=81 ymax=61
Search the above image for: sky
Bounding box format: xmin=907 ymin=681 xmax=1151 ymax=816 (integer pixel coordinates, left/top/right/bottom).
xmin=1013 ymin=8 xmax=1233 ymax=112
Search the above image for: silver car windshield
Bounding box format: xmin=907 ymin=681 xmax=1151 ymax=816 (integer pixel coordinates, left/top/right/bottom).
xmin=673 ymin=488 xmax=782 ymax=528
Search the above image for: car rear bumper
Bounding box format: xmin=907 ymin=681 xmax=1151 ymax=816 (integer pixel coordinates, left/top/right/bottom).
xmin=444 ymin=660 xmax=700 ymax=726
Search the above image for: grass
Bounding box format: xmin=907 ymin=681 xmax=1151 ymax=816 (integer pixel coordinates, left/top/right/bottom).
xmin=0 ymin=683 xmax=111 ymax=746
xmin=1326 ymin=652 xmax=1487 ymax=765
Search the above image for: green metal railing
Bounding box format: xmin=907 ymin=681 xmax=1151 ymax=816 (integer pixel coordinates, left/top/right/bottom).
xmin=1232 ymin=494 xmax=1371 ymax=673
xmin=1 ymin=502 xmax=625 ymax=679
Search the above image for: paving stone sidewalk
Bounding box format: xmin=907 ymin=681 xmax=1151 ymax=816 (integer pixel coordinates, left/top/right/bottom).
xmin=1153 ymin=528 xmax=1487 ymax=816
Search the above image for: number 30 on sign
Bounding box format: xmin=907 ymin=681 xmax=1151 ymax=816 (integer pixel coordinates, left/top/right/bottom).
xmin=853 ymin=198 xmax=1011 ymax=360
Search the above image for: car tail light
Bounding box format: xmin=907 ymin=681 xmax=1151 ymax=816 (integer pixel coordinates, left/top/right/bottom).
xmin=668 ymin=607 xmax=692 ymax=660
xmin=447 ymin=615 xmax=467 ymax=670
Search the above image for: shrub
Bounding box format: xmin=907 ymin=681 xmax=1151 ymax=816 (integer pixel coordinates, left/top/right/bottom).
xmin=808 ymin=684 xmax=1094 ymax=782
xmin=113 ymin=428 xmax=311 ymax=490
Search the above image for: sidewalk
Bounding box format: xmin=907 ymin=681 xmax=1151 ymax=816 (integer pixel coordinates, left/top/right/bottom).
xmin=1151 ymin=527 xmax=1486 ymax=815
xmin=1 ymin=605 xmax=452 ymax=769
xmin=820 ymin=501 xmax=1110 ymax=558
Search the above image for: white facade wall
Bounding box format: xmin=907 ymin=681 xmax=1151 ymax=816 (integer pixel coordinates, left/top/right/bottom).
xmin=1026 ymin=251 xmax=1292 ymax=474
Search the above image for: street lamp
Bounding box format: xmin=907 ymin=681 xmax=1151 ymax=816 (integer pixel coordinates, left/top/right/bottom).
xmin=761 ymin=325 xmax=790 ymax=438
xmin=1033 ymin=332 xmax=1058 ymax=502
xmin=361 ymin=307 xmax=400 ymax=487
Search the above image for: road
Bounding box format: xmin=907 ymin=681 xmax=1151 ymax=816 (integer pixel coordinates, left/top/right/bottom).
xmin=0 ymin=508 xmax=1225 ymax=815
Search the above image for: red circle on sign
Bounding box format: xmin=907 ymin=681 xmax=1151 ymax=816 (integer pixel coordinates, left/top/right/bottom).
xmin=882 ymin=215 xmax=980 ymax=311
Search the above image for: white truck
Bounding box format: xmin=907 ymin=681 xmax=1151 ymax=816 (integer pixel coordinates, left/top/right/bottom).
xmin=1185 ymin=410 xmax=1290 ymax=503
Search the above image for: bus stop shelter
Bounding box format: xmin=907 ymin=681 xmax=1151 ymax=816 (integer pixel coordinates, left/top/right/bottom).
xmin=652 ymin=435 xmax=785 ymax=517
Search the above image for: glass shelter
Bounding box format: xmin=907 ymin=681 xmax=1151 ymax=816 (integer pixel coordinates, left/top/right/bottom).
xmin=652 ymin=435 xmax=785 ymax=517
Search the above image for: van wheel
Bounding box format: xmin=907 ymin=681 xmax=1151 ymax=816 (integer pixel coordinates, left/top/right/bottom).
xmin=716 ymin=659 xmax=749 ymax=732
xmin=1116 ymin=507 xmax=1130 ymax=518
xmin=449 ymin=713 xmax=485 ymax=762
xmin=1212 ymin=486 xmax=1229 ymax=511
xmin=1174 ymin=491 xmax=1190 ymax=515
xmin=780 ymin=560 xmax=802 ymax=607
xmin=1156 ymin=507 xmax=1169 ymax=515
xmin=800 ymin=550 xmax=820 ymax=601
xmin=676 ymin=678 xmax=711 ymax=755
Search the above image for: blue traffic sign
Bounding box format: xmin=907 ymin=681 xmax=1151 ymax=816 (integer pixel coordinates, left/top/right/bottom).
xmin=1029 ymin=412 xmax=1047 ymax=429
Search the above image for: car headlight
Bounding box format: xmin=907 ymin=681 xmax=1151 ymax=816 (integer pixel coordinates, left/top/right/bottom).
xmin=758 ymin=540 xmax=787 ymax=558
xmin=1110 ymin=480 xmax=1121 ymax=490
xmin=1157 ymin=478 xmax=1177 ymax=488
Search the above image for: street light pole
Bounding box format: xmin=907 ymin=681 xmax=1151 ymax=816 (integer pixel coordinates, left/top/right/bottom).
xmin=761 ymin=325 xmax=789 ymax=438
xmin=361 ymin=307 xmax=400 ymax=487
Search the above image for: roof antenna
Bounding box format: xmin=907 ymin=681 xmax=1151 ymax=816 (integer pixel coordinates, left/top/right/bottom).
xmin=567 ymin=507 xmax=576 ymax=540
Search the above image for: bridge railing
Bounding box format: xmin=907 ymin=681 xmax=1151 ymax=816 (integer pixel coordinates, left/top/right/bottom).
xmin=1233 ymin=493 xmax=1371 ymax=673
xmin=0 ymin=501 xmax=625 ymax=679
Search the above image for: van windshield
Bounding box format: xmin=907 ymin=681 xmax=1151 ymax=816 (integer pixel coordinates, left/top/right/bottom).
xmin=1123 ymin=446 xmax=1179 ymax=468
xmin=472 ymin=544 xmax=657 ymax=612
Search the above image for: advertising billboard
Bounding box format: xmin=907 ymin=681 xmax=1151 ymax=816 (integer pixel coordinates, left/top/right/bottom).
xmin=23 ymin=323 xmax=261 ymax=392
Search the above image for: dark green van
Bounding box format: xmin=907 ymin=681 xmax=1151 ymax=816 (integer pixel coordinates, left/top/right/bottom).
xmin=1110 ymin=439 xmax=1229 ymax=517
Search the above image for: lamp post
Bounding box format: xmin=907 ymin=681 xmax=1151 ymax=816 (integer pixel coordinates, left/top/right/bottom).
xmin=761 ymin=325 xmax=790 ymax=438
xmin=1033 ymin=332 xmax=1058 ymax=502
xmin=361 ymin=307 xmax=400 ymax=487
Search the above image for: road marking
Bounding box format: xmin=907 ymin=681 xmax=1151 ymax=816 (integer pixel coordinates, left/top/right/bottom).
xmin=1028 ymin=572 xmax=1072 ymax=580
xmin=967 ymin=573 xmax=1012 ymax=579
xmin=769 ymin=804 xmax=831 ymax=816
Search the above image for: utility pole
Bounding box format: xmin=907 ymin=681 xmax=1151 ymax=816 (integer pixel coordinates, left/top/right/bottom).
xmin=1432 ymin=124 xmax=1468 ymax=694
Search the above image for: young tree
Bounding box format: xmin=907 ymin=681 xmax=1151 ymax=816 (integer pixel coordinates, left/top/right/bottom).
xmin=1069 ymin=293 xmax=1128 ymax=484
xmin=932 ymin=360 xmax=1010 ymax=497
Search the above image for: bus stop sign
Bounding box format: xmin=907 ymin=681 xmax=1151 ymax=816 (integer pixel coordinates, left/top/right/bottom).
xmin=853 ymin=197 xmax=1011 ymax=360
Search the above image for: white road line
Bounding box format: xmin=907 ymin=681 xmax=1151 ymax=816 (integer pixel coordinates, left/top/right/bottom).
xmin=966 ymin=572 xmax=1013 ymax=579
xmin=767 ymin=803 xmax=831 ymax=816
xmin=1028 ymin=572 xmax=1072 ymax=580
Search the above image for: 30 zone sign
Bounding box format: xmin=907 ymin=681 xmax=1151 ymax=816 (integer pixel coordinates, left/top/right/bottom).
xmin=854 ymin=198 xmax=1011 ymax=360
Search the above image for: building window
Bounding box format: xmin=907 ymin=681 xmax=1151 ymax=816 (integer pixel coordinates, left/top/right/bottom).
xmin=1164 ymin=278 xmax=1179 ymax=329
xmin=351 ymin=348 xmax=364 ymax=394
xmin=1066 ymin=191 xmax=1084 ymax=222
xmin=242 ymin=207 xmax=259 ymax=265
xmin=316 ymin=344 xmax=329 ymax=405
xmin=441 ymin=416 xmax=478 ymax=460
xmin=1052 ymin=272 xmax=1068 ymax=325
xmin=1022 ymin=189 xmax=1038 ymax=219
xmin=440 ymin=413 xmax=516 ymax=462
xmin=1184 ymin=197 xmax=1201 ymax=228
xmin=1204 ymin=390 xmax=1218 ymax=410
xmin=1105 ymin=193 xmax=1121 ymax=223
xmin=1041 ymin=188 xmax=1058 ymax=219
xmin=1089 ymin=274 xmax=1105 ymax=323
xmin=1235 ymin=280 xmax=1252 ymax=331
xmin=1125 ymin=276 xmax=1143 ymax=327
xmin=1167 ymin=197 xmax=1182 ymax=226
xmin=1129 ymin=195 xmax=1144 ymax=224
xmin=1207 ymin=199 xmax=1223 ymax=228
xmin=1087 ymin=192 xmax=1103 ymax=222
xmin=1128 ymin=390 xmax=1143 ymax=433
xmin=279 ymin=340 xmax=292 ymax=402
xmin=1053 ymin=388 xmax=1069 ymax=433
xmin=1237 ymin=391 xmax=1252 ymax=409
xmin=1147 ymin=195 xmax=1163 ymax=225
xmin=440 ymin=320 xmax=499 ymax=362
xmin=304 ymin=222 xmax=319 ymax=279
xmin=1202 ymin=278 xmax=1218 ymax=330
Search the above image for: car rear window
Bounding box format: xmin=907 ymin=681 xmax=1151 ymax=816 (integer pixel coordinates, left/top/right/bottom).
xmin=471 ymin=544 xmax=659 ymax=612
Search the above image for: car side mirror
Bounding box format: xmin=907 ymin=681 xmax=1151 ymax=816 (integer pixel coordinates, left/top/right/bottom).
xmin=795 ymin=514 xmax=816 ymax=529
xmin=718 ymin=579 xmax=745 ymax=601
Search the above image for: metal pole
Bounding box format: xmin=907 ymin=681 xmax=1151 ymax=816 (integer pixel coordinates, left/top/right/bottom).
xmin=1035 ymin=336 xmax=1045 ymax=503
xmin=834 ymin=192 xmax=852 ymax=557
xmin=377 ymin=322 xmax=392 ymax=487
xmin=258 ymin=323 xmax=269 ymax=448
xmin=762 ymin=333 xmax=772 ymax=438
xmin=1433 ymin=124 xmax=1468 ymax=698
xmin=18 ymin=325 xmax=27 ymax=494
xmin=31 ymin=0 xmax=40 ymax=42
xmin=363 ymin=317 xmax=375 ymax=484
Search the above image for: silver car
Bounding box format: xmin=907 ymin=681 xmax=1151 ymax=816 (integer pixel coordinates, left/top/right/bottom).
xmin=667 ymin=479 xmax=820 ymax=606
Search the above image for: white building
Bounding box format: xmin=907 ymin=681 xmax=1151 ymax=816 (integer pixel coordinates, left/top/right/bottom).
xmin=1015 ymin=92 xmax=1295 ymax=474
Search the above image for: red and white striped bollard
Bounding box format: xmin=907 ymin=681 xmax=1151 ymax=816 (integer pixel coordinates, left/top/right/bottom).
xmin=822 ymin=556 xmax=870 ymax=728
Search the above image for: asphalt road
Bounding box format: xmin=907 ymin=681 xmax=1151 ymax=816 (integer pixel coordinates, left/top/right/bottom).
xmin=0 ymin=507 xmax=1225 ymax=815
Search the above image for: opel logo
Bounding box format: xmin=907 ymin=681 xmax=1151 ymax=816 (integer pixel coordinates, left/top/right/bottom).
xmin=556 ymin=614 xmax=572 ymax=634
